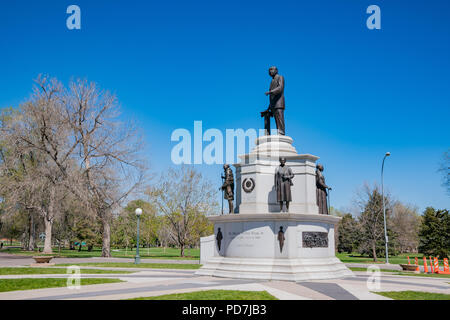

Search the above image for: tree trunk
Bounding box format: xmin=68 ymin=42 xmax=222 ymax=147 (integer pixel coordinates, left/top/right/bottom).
xmin=28 ymin=214 xmax=35 ymax=251
xmin=101 ymin=214 xmax=111 ymax=257
xmin=43 ymin=186 xmax=56 ymax=254
xmin=21 ymin=232 xmax=27 ymax=250
xmin=43 ymin=218 xmax=53 ymax=254
xmin=372 ymin=241 xmax=377 ymax=262
xmin=180 ymin=244 xmax=185 ymax=257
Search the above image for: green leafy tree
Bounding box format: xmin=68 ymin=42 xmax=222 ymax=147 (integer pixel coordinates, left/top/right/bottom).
xmin=418 ymin=207 xmax=449 ymax=259
xmin=111 ymin=214 xmax=134 ymax=252
xmin=147 ymin=166 xmax=218 ymax=257
xmin=122 ymin=200 xmax=158 ymax=250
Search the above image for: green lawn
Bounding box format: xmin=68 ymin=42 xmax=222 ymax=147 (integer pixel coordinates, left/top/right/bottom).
xmin=0 ymin=240 xmax=22 ymax=246
xmin=349 ymin=267 xmax=450 ymax=278
xmin=373 ymin=291 xmax=450 ymax=300
xmin=56 ymin=262 xmax=201 ymax=269
xmin=0 ymin=278 xmax=123 ymax=293
xmin=337 ymin=252 xmax=446 ymax=266
xmin=129 ymin=290 xmax=278 ymax=300
xmin=0 ymin=267 xmax=133 ymax=275
xmin=0 ymin=247 xmax=199 ymax=259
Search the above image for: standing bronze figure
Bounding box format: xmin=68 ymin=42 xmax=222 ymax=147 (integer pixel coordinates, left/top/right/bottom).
xmin=216 ymin=228 xmax=223 ymax=251
xmin=261 ymin=66 xmax=286 ymax=136
xmin=277 ymin=226 xmax=285 ymax=253
xmin=221 ymin=164 xmax=234 ymax=214
xmin=275 ymin=157 xmax=294 ymax=212
xmin=316 ymin=164 xmax=332 ymax=215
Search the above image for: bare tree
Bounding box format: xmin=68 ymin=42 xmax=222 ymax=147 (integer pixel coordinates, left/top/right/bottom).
xmin=390 ymin=202 xmax=420 ymax=253
xmin=1 ymin=76 xmax=147 ymax=255
xmin=355 ymin=184 xmax=394 ymax=261
xmin=63 ymin=79 xmax=147 ymax=257
xmin=7 ymin=77 xmax=79 ymax=253
xmin=146 ymin=166 xmax=218 ymax=257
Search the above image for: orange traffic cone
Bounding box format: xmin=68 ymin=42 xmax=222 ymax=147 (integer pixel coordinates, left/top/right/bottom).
xmin=433 ymin=257 xmax=440 ymax=274
xmin=407 ymin=256 xmax=411 ymax=265
xmin=423 ymin=257 xmax=429 ymax=273
xmin=414 ymin=257 xmax=420 ymax=272
xmin=429 ymin=257 xmax=434 ymax=273
xmin=441 ymin=258 xmax=450 ymax=275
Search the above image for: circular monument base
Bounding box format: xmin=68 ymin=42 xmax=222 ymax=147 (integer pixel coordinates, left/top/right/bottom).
xmin=195 ymin=256 xmax=352 ymax=281
xmin=196 ymin=213 xmax=353 ymax=281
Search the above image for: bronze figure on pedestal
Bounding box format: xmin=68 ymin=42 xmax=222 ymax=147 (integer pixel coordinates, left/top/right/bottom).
xmin=316 ymin=164 xmax=332 ymax=215
xmin=275 ymin=157 xmax=294 ymax=212
xmin=278 ymin=226 xmax=285 ymax=253
xmin=261 ymin=66 xmax=286 ymax=136
xmin=221 ymin=164 xmax=234 ymax=214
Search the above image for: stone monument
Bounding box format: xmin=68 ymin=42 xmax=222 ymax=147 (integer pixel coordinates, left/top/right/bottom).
xmin=196 ymin=67 xmax=353 ymax=281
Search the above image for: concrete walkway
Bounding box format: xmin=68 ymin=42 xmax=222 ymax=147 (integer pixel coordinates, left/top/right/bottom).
xmin=0 ymin=269 xmax=448 ymax=300
xmin=0 ymin=252 xmax=448 ymax=300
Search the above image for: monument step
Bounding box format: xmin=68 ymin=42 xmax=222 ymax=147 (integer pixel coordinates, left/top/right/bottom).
xmin=196 ymin=257 xmax=354 ymax=282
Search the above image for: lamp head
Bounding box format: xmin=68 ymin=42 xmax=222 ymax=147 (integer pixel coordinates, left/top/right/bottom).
xmin=135 ymin=208 xmax=143 ymax=216
xmin=385 ymin=152 xmax=391 ymax=157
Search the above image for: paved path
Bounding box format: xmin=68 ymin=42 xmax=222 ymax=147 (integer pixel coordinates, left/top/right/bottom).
xmin=0 ymin=252 xmax=198 ymax=267
xmin=0 ymin=252 xmax=448 ymax=300
xmin=0 ymin=269 xmax=448 ymax=300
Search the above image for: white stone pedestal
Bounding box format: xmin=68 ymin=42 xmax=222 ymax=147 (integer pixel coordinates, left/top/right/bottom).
xmin=234 ymin=135 xmax=319 ymax=214
xmin=196 ymin=135 xmax=353 ymax=281
xmin=196 ymin=214 xmax=353 ymax=281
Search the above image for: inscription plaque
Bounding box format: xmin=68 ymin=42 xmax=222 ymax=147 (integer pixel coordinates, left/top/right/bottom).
xmin=302 ymin=232 xmax=328 ymax=248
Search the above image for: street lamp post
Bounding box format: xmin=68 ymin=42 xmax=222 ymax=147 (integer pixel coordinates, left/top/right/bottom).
xmin=381 ymin=152 xmax=391 ymax=264
xmin=135 ymin=208 xmax=142 ymax=264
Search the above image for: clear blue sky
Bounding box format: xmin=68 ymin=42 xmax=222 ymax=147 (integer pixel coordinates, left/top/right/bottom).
xmin=0 ymin=0 xmax=449 ymax=213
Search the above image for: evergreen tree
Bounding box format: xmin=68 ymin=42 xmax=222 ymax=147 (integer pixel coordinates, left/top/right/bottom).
xmin=337 ymin=214 xmax=360 ymax=254
xmin=418 ymin=207 xmax=449 ymax=258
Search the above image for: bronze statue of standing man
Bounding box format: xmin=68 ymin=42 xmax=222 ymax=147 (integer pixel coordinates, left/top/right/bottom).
xmin=221 ymin=164 xmax=234 ymax=214
xmin=275 ymin=157 xmax=294 ymax=212
xmin=261 ymin=66 xmax=286 ymax=136
xmin=316 ymin=164 xmax=332 ymax=215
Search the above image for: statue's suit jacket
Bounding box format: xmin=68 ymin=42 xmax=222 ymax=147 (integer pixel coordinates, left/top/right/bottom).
xmin=269 ymin=74 xmax=285 ymax=110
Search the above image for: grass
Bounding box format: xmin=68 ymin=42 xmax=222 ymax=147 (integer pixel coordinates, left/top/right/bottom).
xmin=0 ymin=240 xmax=21 ymax=246
xmin=0 ymin=278 xmax=123 ymax=293
xmin=337 ymin=252 xmax=447 ymax=266
xmin=372 ymin=291 xmax=450 ymax=300
xmin=0 ymin=246 xmax=199 ymax=259
xmin=56 ymin=262 xmax=201 ymax=269
xmin=349 ymin=267 xmax=450 ymax=278
xmin=0 ymin=267 xmax=133 ymax=275
xmin=129 ymin=290 xmax=278 ymax=300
